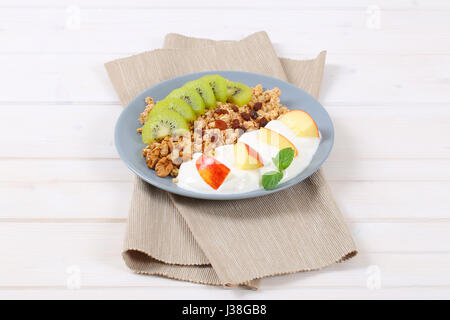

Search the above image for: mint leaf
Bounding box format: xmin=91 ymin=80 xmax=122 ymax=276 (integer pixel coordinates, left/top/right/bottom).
xmin=262 ymin=148 xmax=294 ymax=191
xmin=262 ymin=171 xmax=284 ymax=190
xmin=273 ymin=147 xmax=295 ymax=171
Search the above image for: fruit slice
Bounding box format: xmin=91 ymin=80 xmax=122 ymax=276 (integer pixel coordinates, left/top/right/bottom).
xmin=201 ymin=75 xmax=228 ymax=103
xmin=149 ymin=97 xmax=196 ymax=122
xmin=257 ymin=127 xmax=298 ymax=156
xmin=195 ymin=154 xmax=231 ymax=190
xmin=168 ymin=87 xmax=205 ymax=115
xmin=184 ymin=79 xmax=216 ymax=109
xmin=234 ymin=142 xmax=264 ymax=170
xmin=141 ymin=109 xmax=188 ymax=144
xmin=279 ymin=110 xmax=320 ymax=138
xmin=226 ymin=81 xmax=252 ymax=107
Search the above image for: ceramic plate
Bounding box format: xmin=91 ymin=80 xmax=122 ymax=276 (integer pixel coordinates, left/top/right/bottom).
xmin=115 ymin=71 xmax=334 ymax=200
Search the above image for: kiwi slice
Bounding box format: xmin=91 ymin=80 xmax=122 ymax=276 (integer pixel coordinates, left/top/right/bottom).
xmin=168 ymin=87 xmax=205 ymax=115
xmin=227 ymin=81 xmax=252 ymax=107
xmin=141 ymin=109 xmax=189 ymax=144
xmin=184 ymin=79 xmax=216 ymax=108
xmin=201 ymin=75 xmax=228 ymax=103
xmin=149 ymin=97 xmax=196 ymax=122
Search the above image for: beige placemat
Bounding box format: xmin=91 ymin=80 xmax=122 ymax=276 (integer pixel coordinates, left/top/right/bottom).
xmin=105 ymin=31 xmax=357 ymax=288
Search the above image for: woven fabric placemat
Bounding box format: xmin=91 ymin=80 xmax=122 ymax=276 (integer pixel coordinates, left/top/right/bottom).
xmin=105 ymin=31 xmax=357 ymax=288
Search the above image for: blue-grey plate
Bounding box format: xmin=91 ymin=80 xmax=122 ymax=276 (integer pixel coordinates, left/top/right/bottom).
xmin=115 ymin=71 xmax=333 ymax=200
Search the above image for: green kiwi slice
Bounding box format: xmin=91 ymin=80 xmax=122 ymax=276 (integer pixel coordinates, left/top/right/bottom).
xmin=184 ymin=79 xmax=216 ymax=108
xmin=168 ymin=87 xmax=205 ymax=115
xmin=149 ymin=97 xmax=196 ymax=122
xmin=201 ymin=75 xmax=228 ymax=103
xmin=227 ymin=81 xmax=252 ymax=107
xmin=141 ymin=109 xmax=189 ymax=144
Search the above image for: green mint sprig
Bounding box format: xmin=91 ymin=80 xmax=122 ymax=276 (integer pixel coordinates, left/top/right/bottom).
xmin=262 ymin=147 xmax=295 ymax=190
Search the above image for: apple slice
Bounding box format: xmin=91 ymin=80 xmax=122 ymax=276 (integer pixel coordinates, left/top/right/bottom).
xmin=234 ymin=142 xmax=264 ymax=170
xmin=258 ymin=127 xmax=298 ymax=156
xmin=279 ymin=110 xmax=320 ymax=138
xmin=195 ymin=154 xmax=231 ymax=190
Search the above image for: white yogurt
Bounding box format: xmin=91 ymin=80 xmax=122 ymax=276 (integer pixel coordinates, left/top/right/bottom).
xmin=176 ymin=119 xmax=320 ymax=194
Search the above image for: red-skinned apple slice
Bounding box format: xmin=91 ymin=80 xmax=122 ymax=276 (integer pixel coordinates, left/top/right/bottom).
xmin=234 ymin=142 xmax=264 ymax=170
xmin=195 ymin=154 xmax=231 ymax=190
xmin=258 ymin=127 xmax=298 ymax=156
xmin=279 ymin=109 xmax=320 ymax=138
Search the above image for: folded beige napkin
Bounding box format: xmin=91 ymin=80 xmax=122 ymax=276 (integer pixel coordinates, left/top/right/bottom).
xmin=105 ymin=32 xmax=357 ymax=289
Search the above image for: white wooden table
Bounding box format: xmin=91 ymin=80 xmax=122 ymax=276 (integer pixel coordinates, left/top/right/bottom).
xmin=1 ymin=0 xmax=450 ymax=300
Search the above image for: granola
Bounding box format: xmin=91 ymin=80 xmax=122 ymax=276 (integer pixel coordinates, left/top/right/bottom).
xmin=139 ymin=85 xmax=288 ymax=177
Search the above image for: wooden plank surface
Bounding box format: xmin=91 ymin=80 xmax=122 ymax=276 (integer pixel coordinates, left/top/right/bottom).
xmin=1 ymin=105 xmax=449 ymax=159
xmin=1 ymin=54 xmax=449 ymax=104
xmin=2 ymin=158 xmax=450 ymax=183
xmin=2 ymin=181 xmax=450 ymax=220
xmin=1 ymin=8 xmax=450 ymax=55
xmin=0 ymin=1 xmax=449 ymax=299
xmin=0 ymin=223 xmax=449 ymax=289
xmin=0 ymin=287 xmax=448 ymax=300
xmin=4 ymin=0 xmax=450 ymax=9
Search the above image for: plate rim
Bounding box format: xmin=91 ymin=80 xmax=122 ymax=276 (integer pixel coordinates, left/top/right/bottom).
xmin=114 ymin=70 xmax=334 ymax=200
